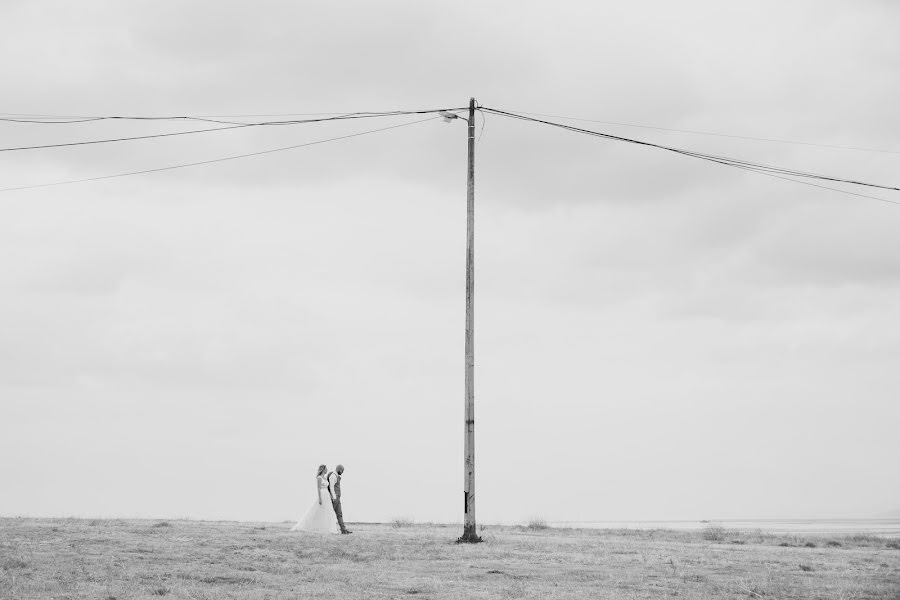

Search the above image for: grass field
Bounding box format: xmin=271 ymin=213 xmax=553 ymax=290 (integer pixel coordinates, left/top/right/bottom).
xmin=1 ymin=518 xmax=898 ymax=599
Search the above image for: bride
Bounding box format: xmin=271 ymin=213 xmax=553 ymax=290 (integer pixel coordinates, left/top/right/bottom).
xmin=291 ymin=464 xmax=339 ymax=533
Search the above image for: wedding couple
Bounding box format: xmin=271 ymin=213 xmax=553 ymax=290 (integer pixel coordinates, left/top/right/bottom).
xmin=290 ymin=464 xmax=352 ymax=534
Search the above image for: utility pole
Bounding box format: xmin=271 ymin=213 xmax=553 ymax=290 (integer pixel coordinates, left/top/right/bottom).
xmin=459 ymin=97 xmax=482 ymax=544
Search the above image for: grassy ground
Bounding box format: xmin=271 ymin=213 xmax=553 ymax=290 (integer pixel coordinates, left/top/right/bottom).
xmin=1 ymin=518 xmax=898 ymax=599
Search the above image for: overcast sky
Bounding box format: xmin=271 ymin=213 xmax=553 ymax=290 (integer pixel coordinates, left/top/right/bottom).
xmin=2 ymin=0 xmax=899 ymax=525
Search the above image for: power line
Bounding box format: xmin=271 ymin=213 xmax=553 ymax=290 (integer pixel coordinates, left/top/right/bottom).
xmin=7 ymin=106 xmax=896 ymax=156
xmin=0 ymin=116 xmax=440 ymax=194
xmin=11 ymin=105 xmax=893 ymax=155
xmin=0 ymin=110 xmax=393 ymax=121
xmin=0 ymin=116 xmax=108 ymax=124
xmin=501 ymin=109 xmax=900 ymax=155
xmin=0 ymin=107 xmax=467 ymax=126
xmin=1 ymin=123 xmax=252 ymax=151
xmin=481 ymin=107 xmax=900 ymax=205
xmin=6 ymin=103 xmax=896 ymax=206
xmin=0 ymin=109 xmax=468 ymax=152
xmin=737 ymin=171 xmax=900 ymax=207
xmin=0 ymin=111 xmax=333 ymax=121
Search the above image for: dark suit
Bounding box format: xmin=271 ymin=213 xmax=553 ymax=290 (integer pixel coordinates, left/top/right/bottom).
xmin=328 ymin=472 xmax=349 ymax=533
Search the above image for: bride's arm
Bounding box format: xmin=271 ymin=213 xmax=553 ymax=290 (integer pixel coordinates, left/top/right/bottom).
xmin=317 ymin=476 xmax=323 ymax=505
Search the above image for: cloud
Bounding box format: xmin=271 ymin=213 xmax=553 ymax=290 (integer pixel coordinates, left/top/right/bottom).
xmin=2 ymin=0 xmax=899 ymax=523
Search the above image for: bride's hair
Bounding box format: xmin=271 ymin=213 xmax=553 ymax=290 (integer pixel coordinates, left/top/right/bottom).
xmin=317 ymin=464 xmax=327 ymax=477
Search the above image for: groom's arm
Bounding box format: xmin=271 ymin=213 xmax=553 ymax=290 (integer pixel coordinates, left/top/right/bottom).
xmin=328 ymin=472 xmax=337 ymax=501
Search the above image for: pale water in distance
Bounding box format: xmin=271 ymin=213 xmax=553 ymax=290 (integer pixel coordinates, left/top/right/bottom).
xmin=553 ymin=519 xmax=900 ymax=537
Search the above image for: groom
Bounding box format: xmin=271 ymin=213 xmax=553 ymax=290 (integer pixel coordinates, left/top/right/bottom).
xmin=328 ymin=464 xmax=352 ymax=534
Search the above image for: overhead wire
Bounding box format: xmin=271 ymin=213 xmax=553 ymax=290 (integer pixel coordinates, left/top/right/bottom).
xmin=0 ymin=116 xmax=109 ymax=124
xmin=3 ymin=103 xmax=897 ymax=206
xmin=0 ymin=108 xmax=467 ymax=152
xmin=0 ymin=109 xmax=468 ymax=152
xmin=500 ymin=109 xmax=900 ymax=155
xmin=733 ymin=171 xmax=900 ymax=207
xmin=6 ymin=106 xmax=895 ymax=155
xmin=476 ymin=106 xmax=487 ymax=142
xmin=1 ymin=122 xmax=254 ymax=151
xmin=481 ymin=107 xmax=900 ymax=205
xmin=0 ymin=107 xmax=467 ymax=126
xmin=0 ymin=115 xmax=441 ymax=194
xmin=0 ymin=110 xmax=401 ymax=121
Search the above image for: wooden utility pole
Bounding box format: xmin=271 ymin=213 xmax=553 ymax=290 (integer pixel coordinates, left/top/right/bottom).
xmin=459 ymin=97 xmax=482 ymax=544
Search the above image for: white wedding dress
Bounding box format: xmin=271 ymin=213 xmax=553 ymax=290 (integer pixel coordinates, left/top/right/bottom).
xmin=291 ymin=475 xmax=339 ymax=533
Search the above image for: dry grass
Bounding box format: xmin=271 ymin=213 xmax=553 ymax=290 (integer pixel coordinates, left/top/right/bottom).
xmin=390 ymin=516 xmax=414 ymax=528
xmin=524 ymin=517 xmax=549 ymax=531
xmin=0 ymin=518 xmax=898 ymax=599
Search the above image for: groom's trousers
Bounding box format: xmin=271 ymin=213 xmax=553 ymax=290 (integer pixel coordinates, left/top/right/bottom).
xmin=332 ymin=498 xmax=349 ymax=533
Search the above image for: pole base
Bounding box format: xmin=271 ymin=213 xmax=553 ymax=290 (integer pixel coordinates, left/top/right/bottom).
xmin=456 ymin=526 xmax=483 ymax=544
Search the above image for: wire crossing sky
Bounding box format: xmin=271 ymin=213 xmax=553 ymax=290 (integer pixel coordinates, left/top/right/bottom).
xmin=0 ymin=107 xmax=470 ymax=125
xmin=0 ymin=115 xmax=442 ymax=192
xmin=479 ymin=107 xmax=900 ymax=205
xmin=0 ymin=108 xmax=468 ymax=151
xmin=1 ymin=104 xmax=897 ymax=207
xmin=499 ymin=109 xmax=900 ymax=155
